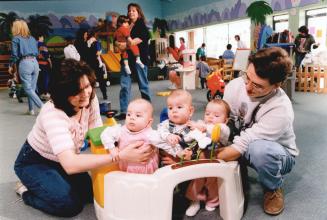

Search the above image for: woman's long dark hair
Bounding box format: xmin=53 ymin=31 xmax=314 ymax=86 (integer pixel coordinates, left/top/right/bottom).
xmin=49 ymin=59 xmax=96 ymax=117
xmin=128 ymin=3 xmax=146 ymax=23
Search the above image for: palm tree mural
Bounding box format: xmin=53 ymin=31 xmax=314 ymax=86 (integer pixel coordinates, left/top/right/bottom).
xmin=153 ymin=18 xmax=169 ymax=38
xmin=27 ymin=14 xmax=53 ymax=38
xmin=0 ymin=11 xmax=19 ymax=41
xmin=246 ymin=1 xmax=273 ymax=25
xmin=246 ymin=1 xmax=273 ymax=50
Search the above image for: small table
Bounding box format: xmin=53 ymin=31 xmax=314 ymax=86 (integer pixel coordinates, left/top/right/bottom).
xmin=176 ymin=66 xmax=196 ymax=90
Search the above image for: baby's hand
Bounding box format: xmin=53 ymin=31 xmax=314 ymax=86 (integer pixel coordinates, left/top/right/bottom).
xmin=187 ymin=120 xmax=206 ymax=132
xmin=167 ymin=134 xmax=181 ymax=146
xmin=110 ymin=147 xmax=120 ymax=162
xmin=177 ymin=148 xmax=192 ymax=160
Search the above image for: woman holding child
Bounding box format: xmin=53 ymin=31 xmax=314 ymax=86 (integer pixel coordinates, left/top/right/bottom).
xmin=115 ymin=2 xmax=152 ymax=121
xmin=13 ymin=59 xmax=154 ymax=217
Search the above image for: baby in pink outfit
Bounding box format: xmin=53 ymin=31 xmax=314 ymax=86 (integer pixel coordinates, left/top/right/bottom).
xmin=100 ymin=99 xmax=159 ymax=174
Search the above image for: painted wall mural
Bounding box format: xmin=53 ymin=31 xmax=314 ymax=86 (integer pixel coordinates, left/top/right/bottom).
xmin=166 ymin=0 xmax=320 ymax=30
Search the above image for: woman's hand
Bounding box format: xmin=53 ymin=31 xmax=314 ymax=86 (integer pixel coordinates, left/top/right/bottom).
xmin=115 ymin=41 xmax=127 ymax=51
xmin=119 ymin=140 xmax=154 ymax=163
xmin=130 ymin=37 xmax=142 ymax=46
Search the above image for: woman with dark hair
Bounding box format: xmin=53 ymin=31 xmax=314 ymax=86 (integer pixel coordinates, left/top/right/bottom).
xmin=74 ymin=28 xmax=88 ymax=62
xmin=294 ymin=25 xmax=318 ymax=67
xmin=115 ymin=2 xmax=151 ymax=120
xmin=14 ymin=59 xmax=154 ymax=217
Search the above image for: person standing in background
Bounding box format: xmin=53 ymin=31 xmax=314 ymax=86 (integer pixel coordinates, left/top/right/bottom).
xmin=196 ymin=56 xmax=211 ymax=89
xmin=85 ymin=30 xmax=107 ymax=100
xmin=115 ymin=2 xmax=151 ymax=121
xmin=196 ymin=43 xmax=206 ymax=61
xmin=8 ymin=20 xmax=43 ymax=115
xmin=74 ymin=28 xmax=88 ymax=62
xmin=36 ymin=34 xmax=52 ymax=101
xmin=294 ymin=25 xmax=318 ymax=67
xmin=235 ymin=35 xmax=247 ymax=49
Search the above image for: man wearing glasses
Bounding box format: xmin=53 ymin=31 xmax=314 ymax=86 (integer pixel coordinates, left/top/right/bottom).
xmin=217 ymin=47 xmax=298 ymax=215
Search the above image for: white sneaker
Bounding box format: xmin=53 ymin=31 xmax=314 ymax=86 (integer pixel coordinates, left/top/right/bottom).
xmin=15 ymin=181 xmax=28 ymax=197
xmin=185 ymin=201 xmax=200 ymax=217
xmin=25 ymin=110 xmax=35 ymax=116
xmin=205 ymin=205 xmax=216 ymax=212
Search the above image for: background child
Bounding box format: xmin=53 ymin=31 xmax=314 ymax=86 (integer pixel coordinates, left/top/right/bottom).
xmin=37 ymin=34 xmax=52 ymax=101
xmin=196 ymin=55 xmax=211 ymax=89
xmin=185 ymin=99 xmax=231 ymax=217
xmin=100 ymin=99 xmax=159 ymax=174
xmin=157 ymin=89 xmax=211 ymax=160
xmin=114 ymin=15 xmax=144 ymax=74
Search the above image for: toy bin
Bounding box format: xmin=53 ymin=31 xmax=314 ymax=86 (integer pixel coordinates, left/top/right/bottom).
xmin=87 ymin=123 xmax=120 ymax=208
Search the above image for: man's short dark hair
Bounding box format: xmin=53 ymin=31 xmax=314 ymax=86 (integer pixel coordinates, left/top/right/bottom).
xmin=49 ymin=59 xmax=96 ymax=116
xmin=248 ymin=47 xmax=292 ymax=84
xmin=234 ymin=35 xmax=240 ymax=40
xmin=200 ymin=55 xmax=206 ymax=61
xmin=298 ymin=25 xmax=308 ymax=35
xmin=227 ymin=44 xmax=232 ymax=50
xmin=202 ymin=43 xmax=206 ymax=47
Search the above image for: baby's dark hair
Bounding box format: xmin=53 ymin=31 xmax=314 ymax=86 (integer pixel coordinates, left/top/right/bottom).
xmin=117 ymin=15 xmax=129 ymax=28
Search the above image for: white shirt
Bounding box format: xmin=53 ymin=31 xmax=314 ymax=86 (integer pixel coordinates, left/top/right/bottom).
xmin=237 ymin=40 xmax=247 ymax=49
xmin=64 ymin=44 xmax=80 ymax=61
xmin=223 ymin=77 xmax=298 ymax=156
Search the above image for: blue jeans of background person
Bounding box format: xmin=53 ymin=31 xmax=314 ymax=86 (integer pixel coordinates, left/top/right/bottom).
xmin=14 ymin=141 xmax=93 ymax=217
xmin=295 ymin=53 xmax=306 ymax=67
xmin=243 ymin=140 xmax=295 ymax=191
xmin=19 ymin=58 xmax=43 ymax=111
xmin=119 ymin=64 xmax=151 ymax=113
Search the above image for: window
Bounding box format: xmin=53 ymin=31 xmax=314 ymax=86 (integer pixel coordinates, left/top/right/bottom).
xmin=206 ymin=23 xmax=229 ymax=58
xmin=273 ymin=14 xmax=289 ymax=32
xmin=306 ymin=8 xmax=327 ymax=49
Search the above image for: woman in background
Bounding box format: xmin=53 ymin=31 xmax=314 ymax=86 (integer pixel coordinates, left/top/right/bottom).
xmin=9 ymin=19 xmax=43 ymax=115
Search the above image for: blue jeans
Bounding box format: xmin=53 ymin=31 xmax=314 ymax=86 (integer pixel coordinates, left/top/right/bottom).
xmin=14 ymin=141 xmax=93 ymax=217
xmin=119 ymin=64 xmax=151 ymax=113
xmin=243 ymin=140 xmax=295 ymax=191
xmin=19 ymin=58 xmax=43 ymax=111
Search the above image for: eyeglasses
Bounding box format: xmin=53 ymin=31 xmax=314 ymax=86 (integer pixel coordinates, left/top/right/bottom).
xmin=240 ymin=71 xmax=268 ymax=92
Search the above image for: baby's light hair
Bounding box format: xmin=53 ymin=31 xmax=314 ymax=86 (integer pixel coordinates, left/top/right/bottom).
xmin=167 ymin=89 xmax=192 ymax=106
xmin=128 ymin=98 xmax=153 ymax=116
xmin=208 ymin=99 xmax=231 ymax=117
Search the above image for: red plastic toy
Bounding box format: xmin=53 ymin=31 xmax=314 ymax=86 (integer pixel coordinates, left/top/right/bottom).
xmin=206 ymin=70 xmax=225 ymax=101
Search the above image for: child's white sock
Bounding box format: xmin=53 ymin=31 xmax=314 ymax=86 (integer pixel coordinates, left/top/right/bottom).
xmin=136 ymin=57 xmax=144 ymax=68
xmin=124 ymin=65 xmax=132 ymax=74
